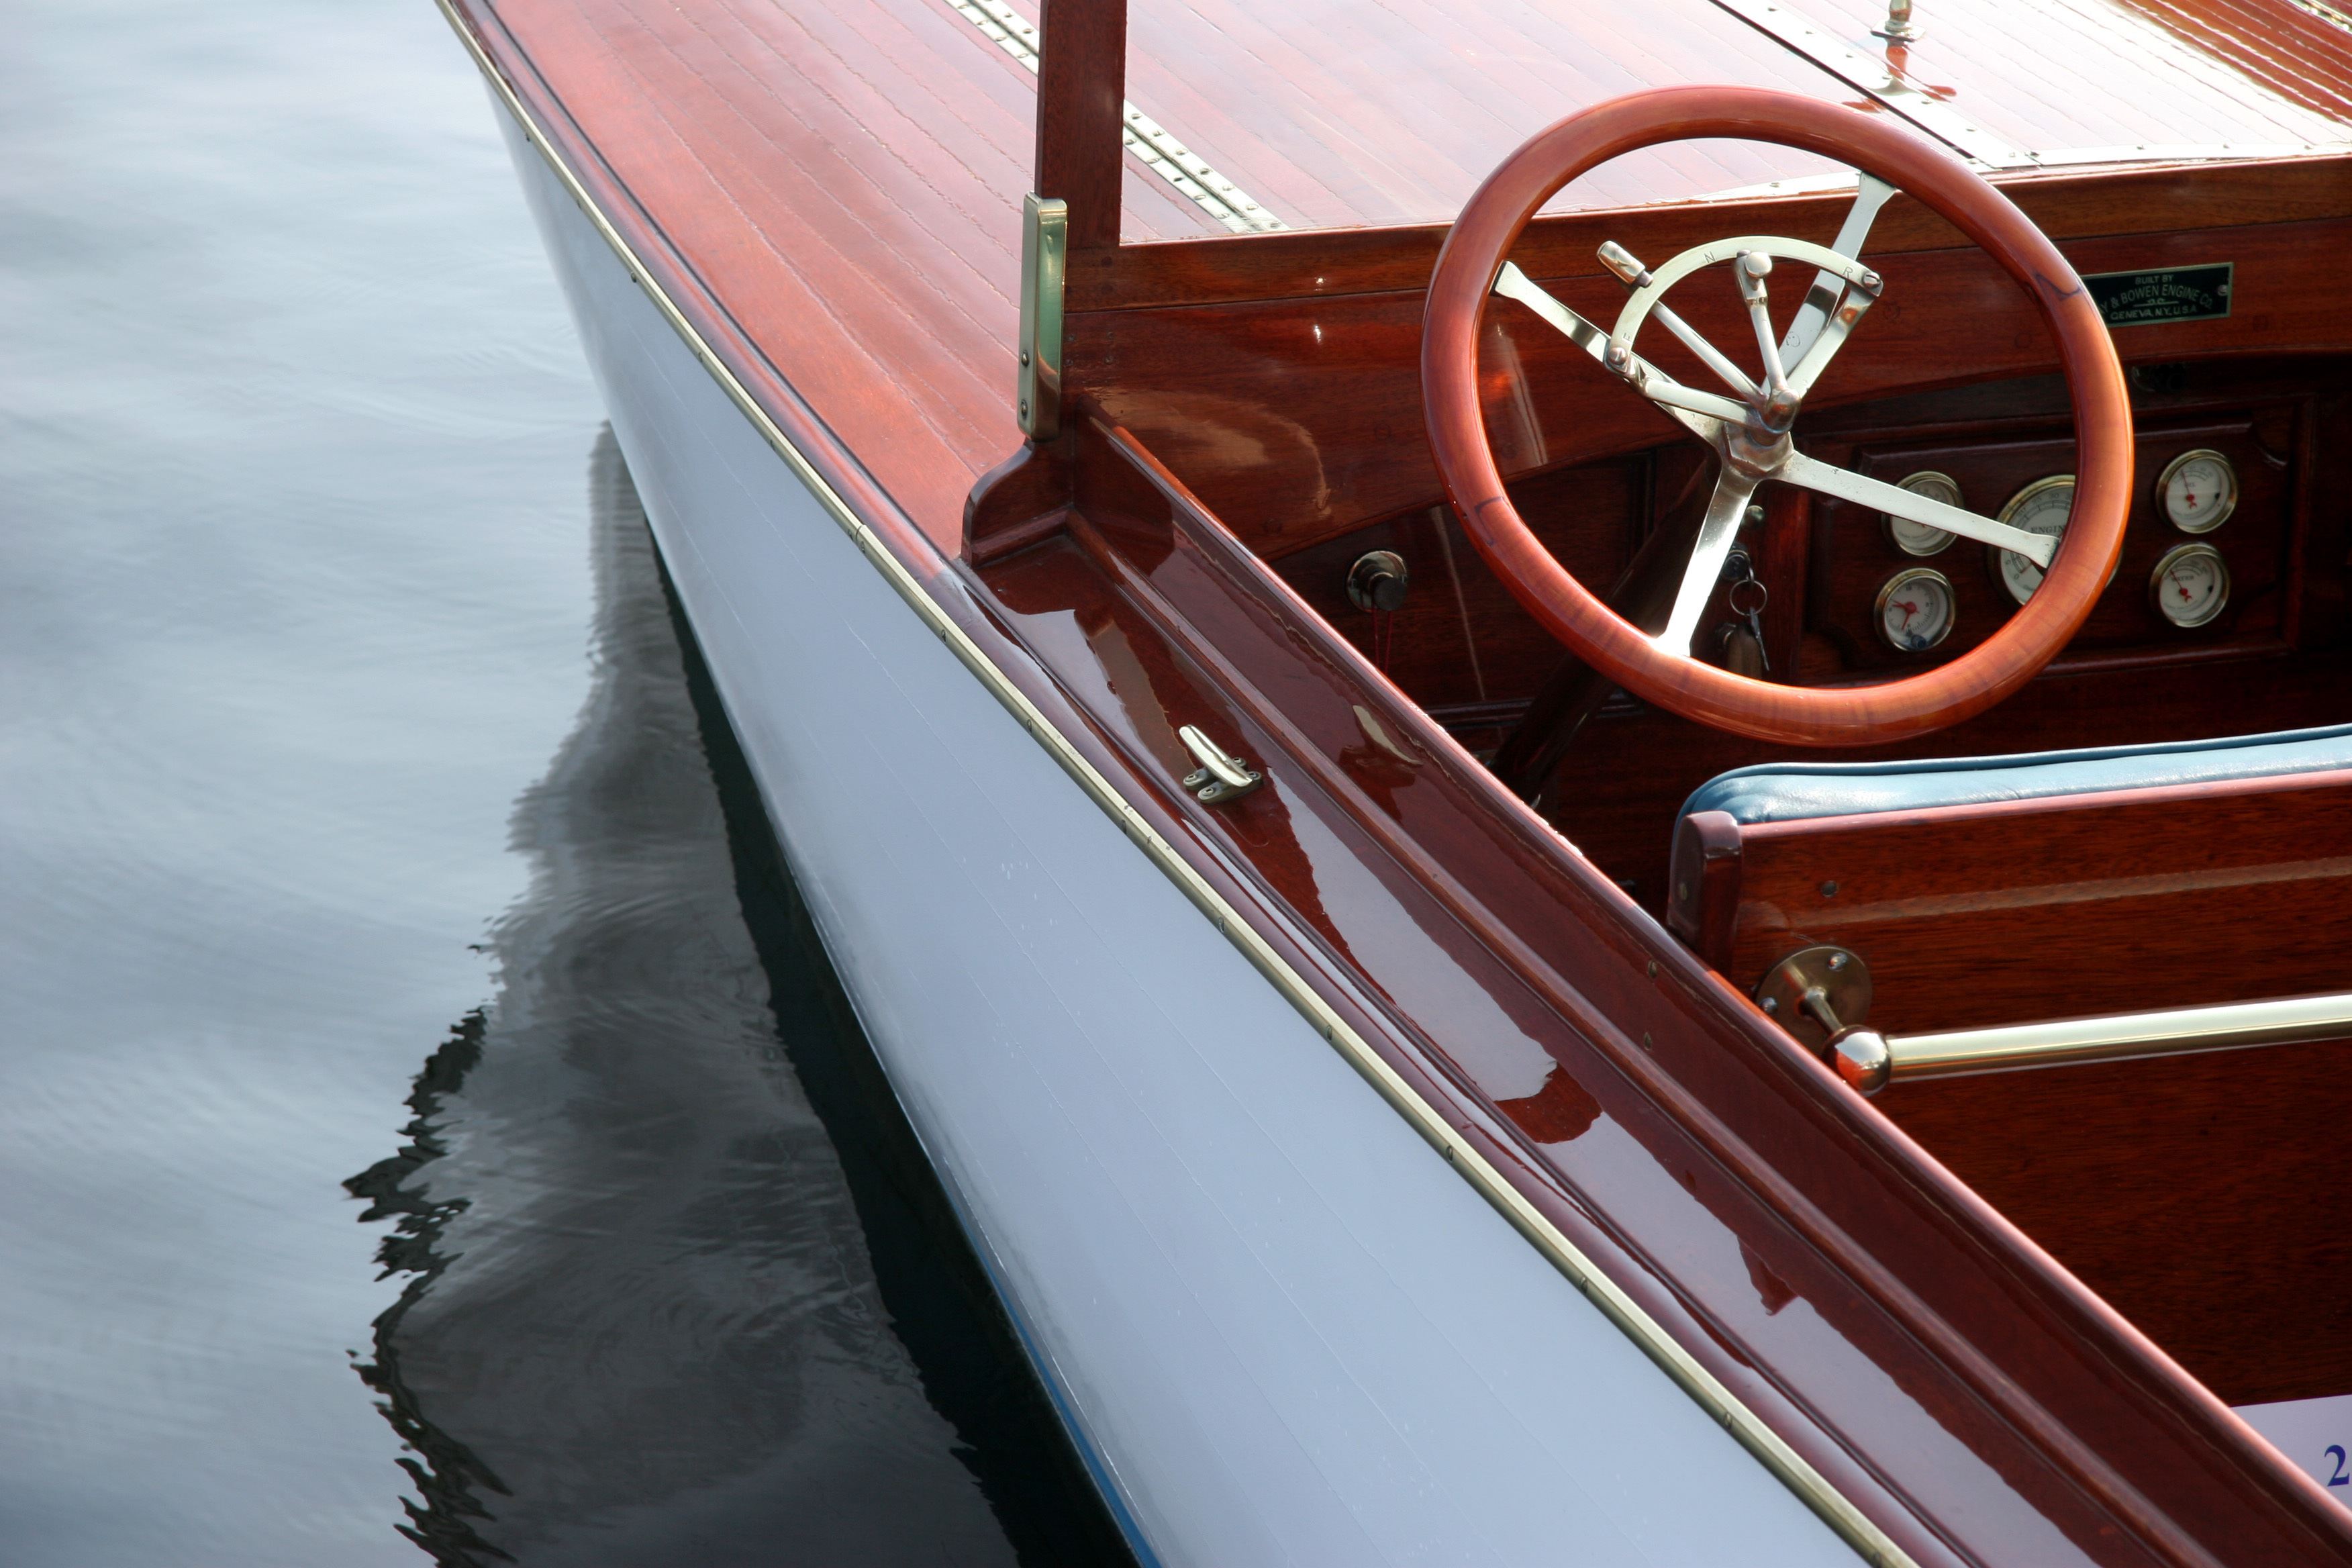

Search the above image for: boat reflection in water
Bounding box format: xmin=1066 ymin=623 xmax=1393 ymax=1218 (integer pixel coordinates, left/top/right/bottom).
xmin=344 ymin=433 xmax=1131 ymax=1567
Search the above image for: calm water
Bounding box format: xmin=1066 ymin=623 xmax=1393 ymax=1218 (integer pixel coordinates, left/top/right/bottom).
xmin=0 ymin=3 xmax=1120 ymax=1562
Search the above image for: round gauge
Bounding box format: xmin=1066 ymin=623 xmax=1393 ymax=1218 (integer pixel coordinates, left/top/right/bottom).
xmin=1875 ymin=567 xmax=1957 ymax=652
xmin=2157 ymin=448 xmax=2237 ymax=534
xmin=1988 ymin=474 xmax=2075 ymax=607
xmin=1883 ymin=471 xmax=1961 ymax=556
xmin=2149 ymin=542 xmax=2231 ymax=628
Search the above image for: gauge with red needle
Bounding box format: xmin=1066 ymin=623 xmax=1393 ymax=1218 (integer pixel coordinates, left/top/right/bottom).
xmin=1875 ymin=566 xmax=1957 ymax=652
xmin=2149 ymin=542 xmax=2230 ymax=628
xmin=2158 ymin=448 xmax=2237 ymax=534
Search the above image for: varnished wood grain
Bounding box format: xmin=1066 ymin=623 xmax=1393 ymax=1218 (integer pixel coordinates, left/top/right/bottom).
xmin=1720 ymin=768 xmax=2352 ymax=1030
xmin=2114 ymin=0 xmax=2352 ymax=123
xmin=965 ymin=438 xmax=1073 ymax=562
xmin=1036 ymin=0 xmax=1126 ymax=248
xmin=1073 ymin=155 xmax=2352 ymax=313
xmin=1669 ymin=807 xmax=1745 ymax=969
xmin=1079 ymin=215 xmax=2352 ymax=561
xmin=467 ymin=0 xmax=1216 ymax=552
xmin=456 ymin=0 xmax=2352 ymax=565
xmin=1111 ymin=0 xmax=2348 ymax=234
xmin=1886 ymin=1042 xmax=2352 ymax=1408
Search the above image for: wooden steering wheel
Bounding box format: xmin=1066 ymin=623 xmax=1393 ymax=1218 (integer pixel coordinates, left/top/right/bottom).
xmin=1423 ymin=87 xmax=2132 ymax=747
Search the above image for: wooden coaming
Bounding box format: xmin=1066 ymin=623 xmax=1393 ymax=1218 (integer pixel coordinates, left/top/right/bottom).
xmin=1073 ymin=183 xmax=2352 ymax=559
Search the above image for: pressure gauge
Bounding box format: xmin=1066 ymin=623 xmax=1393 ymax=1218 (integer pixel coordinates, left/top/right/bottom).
xmin=2157 ymin=448 xmax=2237 ymax=534
xmin=1989 ymin=475 xmax=2075 ymax=607
xmin=1875 ymin=567 xmax=1957 ymax=652
xmin=2150 ymin=542 xmax=2231 ymax=628
xmin=1883 ymin=471 xmax=1960 ymax=556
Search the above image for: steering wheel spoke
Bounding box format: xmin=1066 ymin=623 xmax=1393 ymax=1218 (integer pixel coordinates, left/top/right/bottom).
xmin=1735 ymin=252 xmax=1797 ymax=413
xmin=1597 ymin=242 xmax=1765 ymax=402
xmin=1782 ymin=453 xmax=2057 ymax=567
xmin=1493 ymin=263 xmax=1728 ymax=440
xmin=1622 ymin=372 xmax=1750 ymax=428
xmin=1783 ymin=280 xmax=1879 ymax=398
xmin=1653 ymin=470 xmax=1763 ymax=657
xmin=1780 ymin=173 xmax=1898 ymax=366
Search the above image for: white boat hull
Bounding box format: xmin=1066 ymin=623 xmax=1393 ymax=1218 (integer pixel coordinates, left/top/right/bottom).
xmin=498 ymin=104 xmax=1848 ymax=1567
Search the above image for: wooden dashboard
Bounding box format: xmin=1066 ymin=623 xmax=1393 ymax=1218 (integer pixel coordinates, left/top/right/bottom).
xmin=1268 ymin=351 xmax=2352 ymax=689
xmin=1261 ymin=352 xmax=2352 ymax=908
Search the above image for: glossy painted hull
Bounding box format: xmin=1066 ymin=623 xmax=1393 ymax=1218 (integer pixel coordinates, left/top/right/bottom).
xmin=494 ymin=99 xmax=1858 ymax=1568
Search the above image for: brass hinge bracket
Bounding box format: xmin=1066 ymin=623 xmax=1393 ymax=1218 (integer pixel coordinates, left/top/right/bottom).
xmin=1017 ymin=193 xmax=1067 ymax=440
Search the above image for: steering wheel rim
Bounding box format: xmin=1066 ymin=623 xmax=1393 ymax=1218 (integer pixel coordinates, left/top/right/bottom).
xmin=1422 ymin=86 xmax=2132 ymax=748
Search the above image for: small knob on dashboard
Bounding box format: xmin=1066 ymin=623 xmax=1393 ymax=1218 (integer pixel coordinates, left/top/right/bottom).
xmin=1346 ymin=550 xmax=1411 ymax=614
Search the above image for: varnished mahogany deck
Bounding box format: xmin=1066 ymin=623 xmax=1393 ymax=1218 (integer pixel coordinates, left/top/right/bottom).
xmin=1124 ymin=0 xmax=2346 ymax=228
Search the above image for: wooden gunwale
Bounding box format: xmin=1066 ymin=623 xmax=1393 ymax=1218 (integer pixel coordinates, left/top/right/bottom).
xmin=442 ymin=0 xmax=2352 ymax=1559
xmin=1044 ymin=409 xmax=2352 ymax=1563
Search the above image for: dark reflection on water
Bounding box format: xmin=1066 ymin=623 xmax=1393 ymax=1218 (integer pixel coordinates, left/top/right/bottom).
xmin=343 ymin=436 xmax=1130 ymax=1566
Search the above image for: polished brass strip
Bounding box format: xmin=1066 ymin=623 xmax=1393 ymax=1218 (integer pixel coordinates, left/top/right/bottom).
xmin=432 ymin=7 xmax=1912 ymax=1561
xmin=1890 ymin=991 xmax=2352 ymax=1081
xmin=943 ymin=0 xmax=1284 ymax=234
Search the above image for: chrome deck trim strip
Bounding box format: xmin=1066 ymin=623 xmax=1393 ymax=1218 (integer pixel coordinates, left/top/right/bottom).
xmin=434 ymin=7 xmax=1913 ymax=1561
xmin=1890 ymin=991 xmax=2352 ymax=1081
xmin=944 ymin=0 xmax=1285 ymax=234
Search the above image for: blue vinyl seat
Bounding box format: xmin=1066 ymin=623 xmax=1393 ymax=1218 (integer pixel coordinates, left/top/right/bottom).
xmin=1679 ymin=722 xmax=2352 ymax=828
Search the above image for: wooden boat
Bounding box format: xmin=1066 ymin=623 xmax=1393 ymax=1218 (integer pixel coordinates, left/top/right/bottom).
xmin=437 ymin=0 xmax=2352 ymax=1559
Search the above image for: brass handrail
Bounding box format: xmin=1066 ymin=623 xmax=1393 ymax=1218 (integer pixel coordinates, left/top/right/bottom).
xmin=1887 ymin=990 xmax=2352 ymax=1082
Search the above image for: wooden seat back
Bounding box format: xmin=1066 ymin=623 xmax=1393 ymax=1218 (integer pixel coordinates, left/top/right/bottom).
xmin=1668 ymin=767 xmax=2352 ymax=1035
xmin=1669 ymin=767 xmax=2352 ymax=1406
